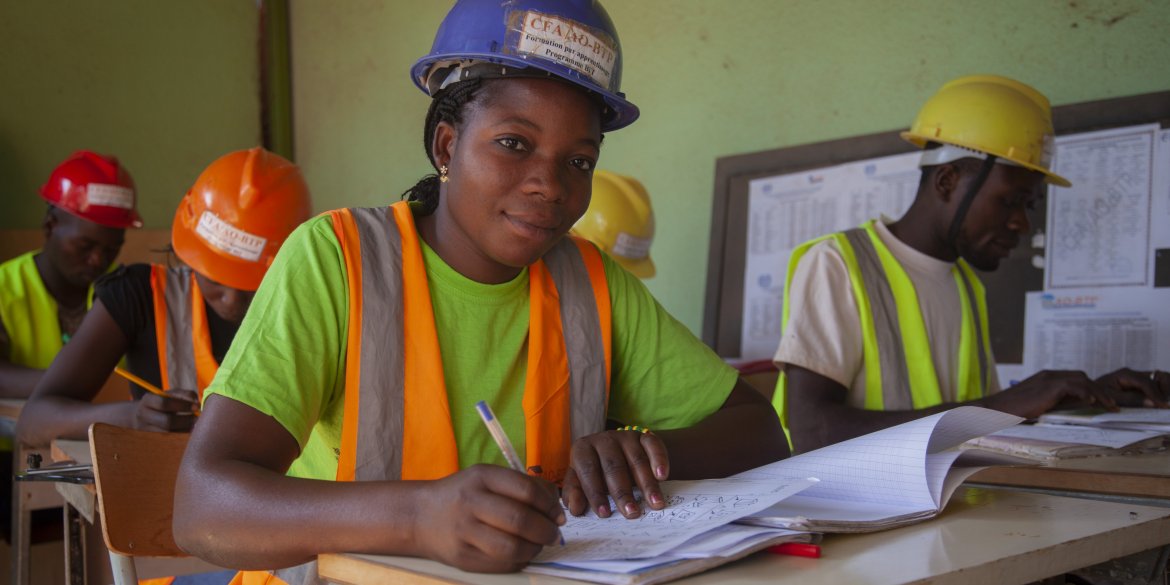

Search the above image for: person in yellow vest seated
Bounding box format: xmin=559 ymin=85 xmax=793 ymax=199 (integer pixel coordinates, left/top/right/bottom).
xmin=0 ymin=150 xmax=141 ymax=399
xmin=17 ymin=148 xmax=312 ymax=448
xmin=772 ymin=75 xmax=1169 ymax=454
xmin=170 ymin=1 xmax=788 ymax=580
xmin=571 ymin=170 xmax=656 ymax=279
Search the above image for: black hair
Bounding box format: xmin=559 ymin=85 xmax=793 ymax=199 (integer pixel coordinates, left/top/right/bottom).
xmin=401 ymin=78 xmax=485 ymax=216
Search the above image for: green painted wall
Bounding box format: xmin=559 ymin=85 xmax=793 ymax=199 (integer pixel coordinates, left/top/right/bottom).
xmin=4 ymin=1 xmax=1165 ymax=334
xmin=0 ymin=1 xmax=261 ymax=231
xmin=290 ymin=0 xmax=1170 ymax=336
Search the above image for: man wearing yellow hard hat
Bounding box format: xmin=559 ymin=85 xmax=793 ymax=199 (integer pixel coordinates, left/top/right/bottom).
xmin=771 ymin=75 xmax=1168 ymax=453
xmin=571 ymin=170 xmax=656 ymax=279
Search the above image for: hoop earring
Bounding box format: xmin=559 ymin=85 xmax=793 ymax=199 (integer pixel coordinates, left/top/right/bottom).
xmin=439 ymin=165 xmax=449 ymax=183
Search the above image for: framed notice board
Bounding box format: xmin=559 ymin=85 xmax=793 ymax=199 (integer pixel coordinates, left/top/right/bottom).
xmin=703 ymin=90 xmax=1170 ymax=366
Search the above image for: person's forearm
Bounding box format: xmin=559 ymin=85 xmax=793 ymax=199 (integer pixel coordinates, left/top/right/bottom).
xmin=790 ymin=401 xmax=958 ymax=452
xmin=0 ymin=363 xmax=44 ymax=399
xmin=657 ymin=383 xmax=788 ymax=479
xmin=173 ymin=457 xmax=427 ymax=569
xmin=16 ymin=397 xmax=136 ymax=446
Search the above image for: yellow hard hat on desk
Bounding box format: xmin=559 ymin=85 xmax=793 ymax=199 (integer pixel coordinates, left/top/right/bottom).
xmin=572 ymin=170 xmax=656 ymax=279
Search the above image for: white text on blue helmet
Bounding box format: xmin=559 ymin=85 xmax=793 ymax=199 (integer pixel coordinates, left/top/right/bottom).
xmin=515 ymin=11 xmax=616 ymax=91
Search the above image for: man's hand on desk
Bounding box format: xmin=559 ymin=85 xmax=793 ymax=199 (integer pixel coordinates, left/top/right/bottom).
xmin=1096 ymin=368 xmax=1170 ymax=408
xmin=134 ymin=388 xmax=199 ymax=432
xmin=413 ymin=464 xmax=564 ymax=573
xmin=980 ymin=369 xmax=1119 ymax=419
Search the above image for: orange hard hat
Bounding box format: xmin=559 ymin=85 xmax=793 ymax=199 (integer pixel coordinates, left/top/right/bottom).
xmin=39 ymin=150 xmax=143 ymax=229
xmin=171 ymin=148 xmax=312 ymax=291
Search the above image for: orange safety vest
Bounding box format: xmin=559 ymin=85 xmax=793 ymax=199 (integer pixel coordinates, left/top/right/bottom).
xmin=257 ymin=202 xmax=613 ymax=585
xmin=149 ymin=265 xmax=220 ymax=400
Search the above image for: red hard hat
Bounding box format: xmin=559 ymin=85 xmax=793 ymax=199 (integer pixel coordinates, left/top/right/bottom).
xmin=39 ymin=150 xmax=143 ymax=229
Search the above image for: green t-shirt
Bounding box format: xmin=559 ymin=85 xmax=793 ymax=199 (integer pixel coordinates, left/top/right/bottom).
xmin=206 ymin=213 xmax=737 ymax=479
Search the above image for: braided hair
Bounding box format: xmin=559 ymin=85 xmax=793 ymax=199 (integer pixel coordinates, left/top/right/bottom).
xmin=401 ymin=79 xmax=484 ymax=216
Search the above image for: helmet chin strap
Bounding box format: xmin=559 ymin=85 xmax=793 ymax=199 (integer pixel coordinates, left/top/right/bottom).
xmin=946 ymin=154 xmax=998 ymax=251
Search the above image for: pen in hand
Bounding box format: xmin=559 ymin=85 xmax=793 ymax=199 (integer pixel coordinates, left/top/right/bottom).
xmin=113 ymin=366 xmax=201 ymax=416
xmin=475 ymin=400 xmax=565 ymax=546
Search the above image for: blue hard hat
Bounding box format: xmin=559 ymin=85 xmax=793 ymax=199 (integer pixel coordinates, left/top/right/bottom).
xmin=411 ymin=0 xmax=639 ymax=132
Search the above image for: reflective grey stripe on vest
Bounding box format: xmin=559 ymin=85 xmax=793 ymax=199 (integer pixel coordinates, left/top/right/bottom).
xmin=161 ymin=266 xmax=198 ymax=390
xmin=349 ymin=207 xmax=406 ymax=482
xmin=271 ymin=563 xmax=317 ymax=585
xmin=841 ymin=228 xmax=913 ymax=410
xmin=541 ymin=238 xmax=607 ymax=441
xmin=954 ymin=264 xmax=989 ymax=396
xmin=345 ymin=206 xmax=607 ymax=481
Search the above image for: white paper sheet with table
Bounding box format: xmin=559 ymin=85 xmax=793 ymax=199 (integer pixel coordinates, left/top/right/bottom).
xmin=1045 ymin=124 xmax=1159 ymax=289
xmin=1022 ymin=288 xmax=1170 ymax=378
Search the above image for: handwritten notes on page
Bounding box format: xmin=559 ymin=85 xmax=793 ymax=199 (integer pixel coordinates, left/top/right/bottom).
xmin=533 ymin=477 xmax=815 ymax=563
xmin=526 ymin=525 xmax=813 ymax=585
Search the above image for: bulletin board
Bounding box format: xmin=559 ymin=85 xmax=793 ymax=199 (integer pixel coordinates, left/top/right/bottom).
xmin=702 ymin=91 xmax=1170 ymax=378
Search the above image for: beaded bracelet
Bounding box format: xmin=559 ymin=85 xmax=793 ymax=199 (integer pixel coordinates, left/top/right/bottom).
xmin=617 ymin=425 xmax=652 ymax=434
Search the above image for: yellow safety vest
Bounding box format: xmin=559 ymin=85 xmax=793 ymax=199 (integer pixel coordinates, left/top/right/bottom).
xmin=0 ymin=251 xmax=96 ymax=368
xmin=772 ymin=220 xmax=993 ymax=446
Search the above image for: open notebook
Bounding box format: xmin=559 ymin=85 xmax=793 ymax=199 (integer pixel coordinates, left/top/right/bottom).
xmin=525 ymin=477 xmax=816 ymax=585
xmin=734 ymin=406 xmax=1026 ymax=532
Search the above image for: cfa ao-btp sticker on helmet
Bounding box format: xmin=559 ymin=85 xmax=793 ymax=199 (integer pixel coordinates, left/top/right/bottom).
xmin=508 ymin=10 xmax=618 ymax=92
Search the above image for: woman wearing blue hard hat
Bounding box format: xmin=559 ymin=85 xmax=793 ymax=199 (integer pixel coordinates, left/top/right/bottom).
xmin=174 ymin=0 xmax=787 ymax=578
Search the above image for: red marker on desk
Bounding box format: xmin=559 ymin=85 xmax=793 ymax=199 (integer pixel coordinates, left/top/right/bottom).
xmin=769 ymin=543 xmax=822 ymax=558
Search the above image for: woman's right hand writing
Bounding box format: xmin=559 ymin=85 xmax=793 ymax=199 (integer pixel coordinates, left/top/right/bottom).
xmin=412 ymin=464 xmax=565 ymax=573
xmin=134 ymin=388 xmax=200 ymax=432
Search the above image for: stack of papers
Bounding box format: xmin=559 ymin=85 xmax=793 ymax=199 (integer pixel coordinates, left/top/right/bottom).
xmin=965 ymin=421 xmax=1168 ymax=461
xmin=525 ymin=478 xmax=815 ymax=585
xmin=1039 ymin=407 xmax=1170 ymax=433
xmin=527 ymin=524 xmax=814 ymax=585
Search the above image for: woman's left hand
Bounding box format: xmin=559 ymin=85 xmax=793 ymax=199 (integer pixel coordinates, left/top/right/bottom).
xmin=561 ymin=429 xmax=670 ymax=519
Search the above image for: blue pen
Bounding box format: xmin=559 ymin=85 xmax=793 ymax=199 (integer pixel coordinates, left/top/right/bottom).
xmin=475 ymin=400 xmax=565 ymax=545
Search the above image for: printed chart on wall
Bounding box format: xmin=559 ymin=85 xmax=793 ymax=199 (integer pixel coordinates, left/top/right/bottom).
xmin=1024 ymin=125 xmax=1170 ymax=377
xmin=739 ymin=152 xmax=920 ymax=360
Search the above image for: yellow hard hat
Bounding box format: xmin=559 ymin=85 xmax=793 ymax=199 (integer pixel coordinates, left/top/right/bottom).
xmin=572 ymin=170 xmax=656 ymax=278
xmin=901 ymin=75 xmax=1070 ymax=187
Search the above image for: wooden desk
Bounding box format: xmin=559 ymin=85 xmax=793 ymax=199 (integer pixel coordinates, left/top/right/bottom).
xmin=51 ymin=439 xmax=96 ymax=523
xmin=969 ymin=452 xmax=1170 ymax=501
xmin=6 ymin=400 xmax=68 ymax=585
xmin=0 ymin=398 xmax=24 ymax=419
xmin=318 ymin=488 xmax=1170 ymax=585
xmin=50 ymin=439 xmax=98 ymax=585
